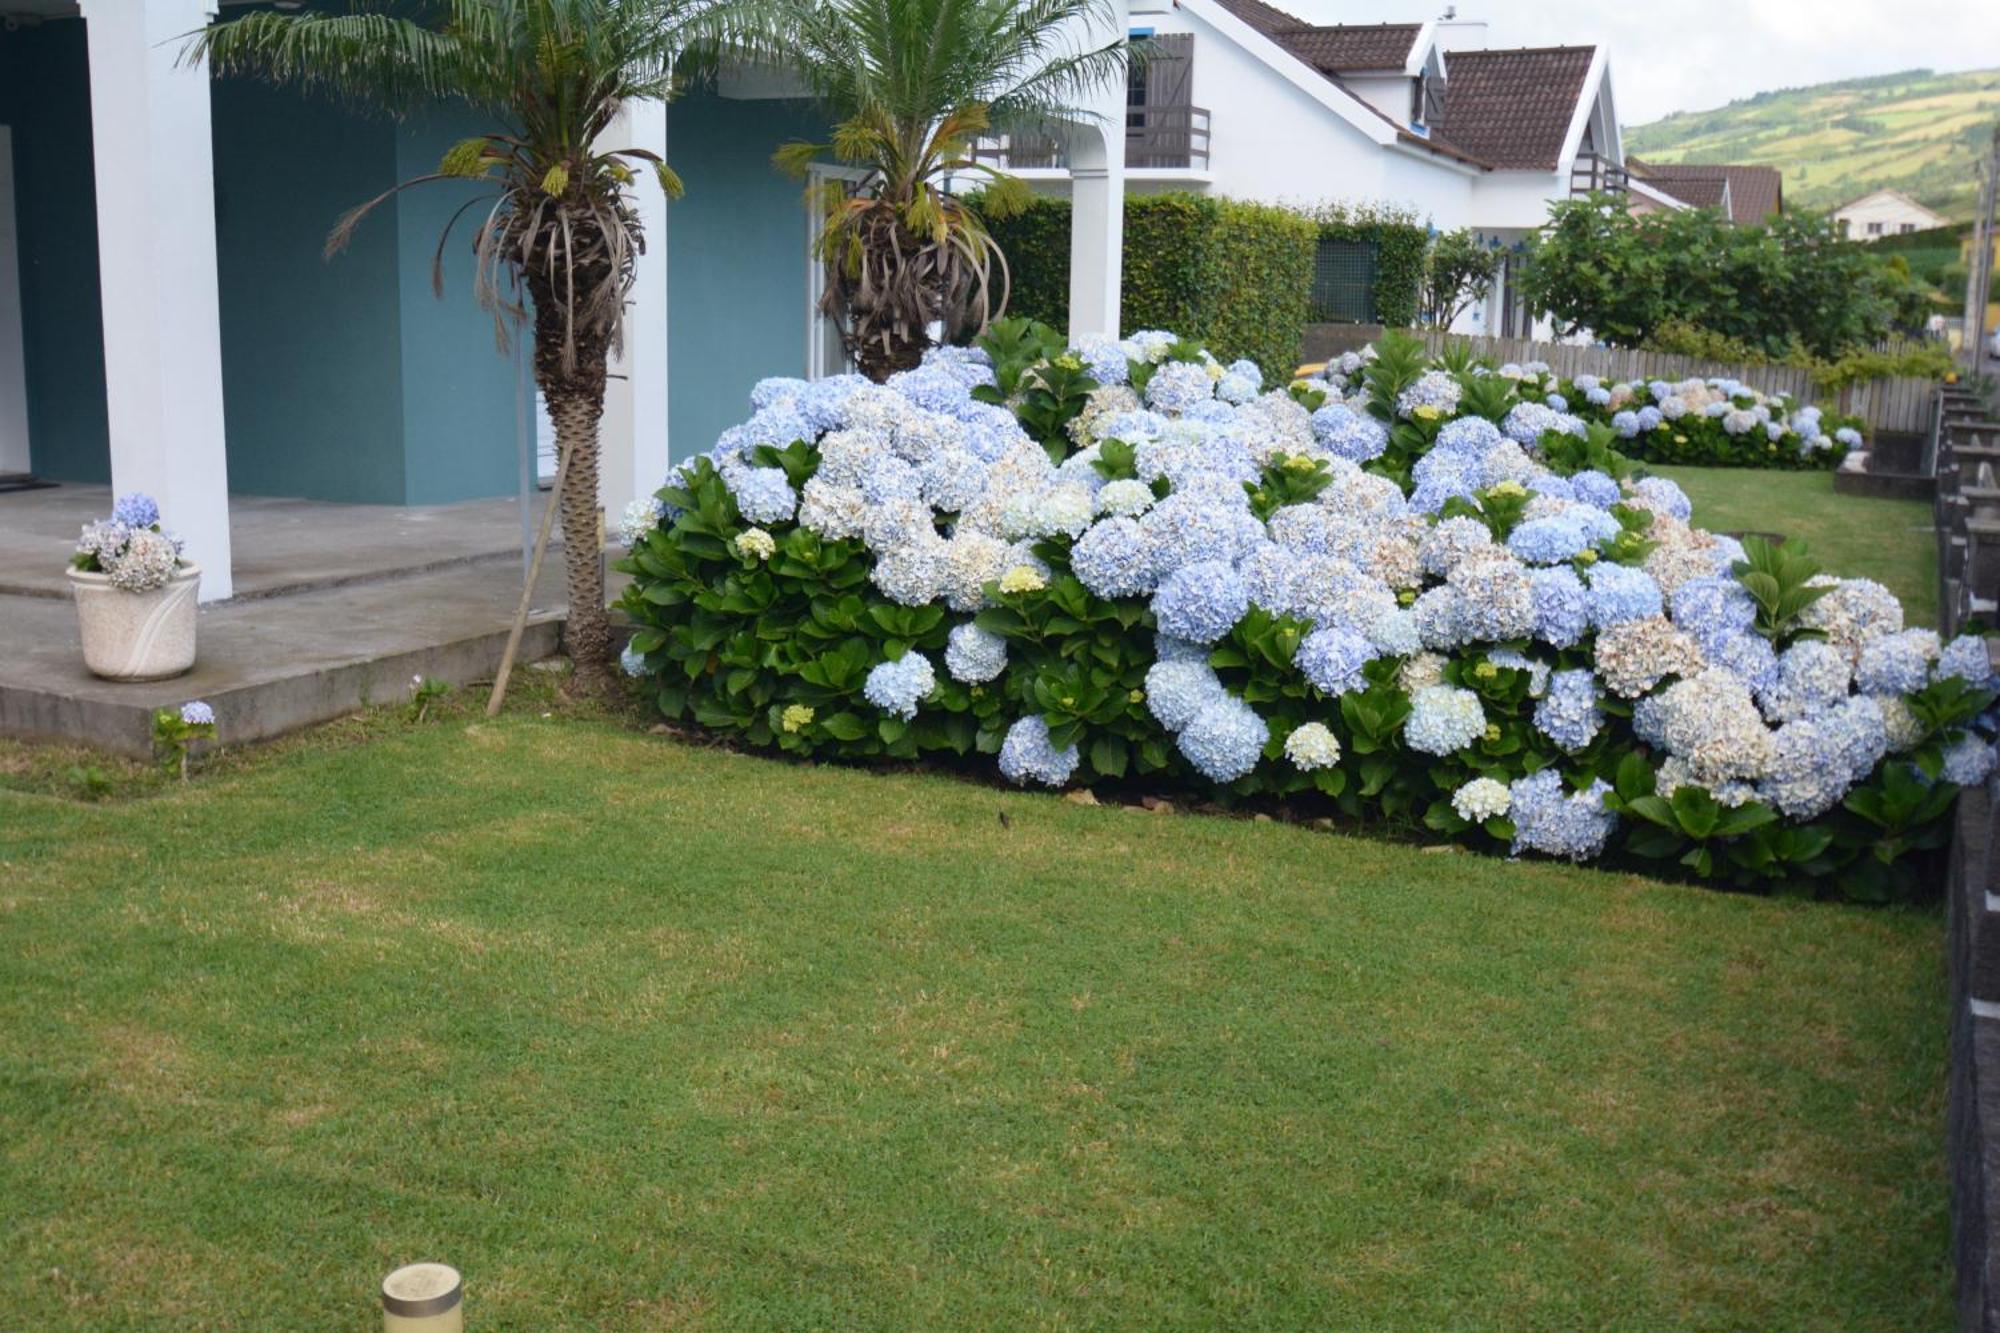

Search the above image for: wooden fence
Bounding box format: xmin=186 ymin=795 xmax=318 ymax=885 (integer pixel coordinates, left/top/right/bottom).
xmin=1414 ymin=332 xmax=1939 ymax=436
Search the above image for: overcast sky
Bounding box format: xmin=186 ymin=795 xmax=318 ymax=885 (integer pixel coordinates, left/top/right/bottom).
xmin=1280 ymin=0 xmax=2000 ymax=125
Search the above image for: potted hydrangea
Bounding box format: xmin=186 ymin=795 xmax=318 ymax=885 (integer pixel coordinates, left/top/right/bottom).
xmin=67 ymin=492 xmax=200 ymax=681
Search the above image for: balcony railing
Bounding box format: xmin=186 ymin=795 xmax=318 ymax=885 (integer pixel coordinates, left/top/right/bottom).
xmin=1570 ymin=152 xmax=1629 ymax=197
xmin=972 ymin=104 xmax=1212 ymax=172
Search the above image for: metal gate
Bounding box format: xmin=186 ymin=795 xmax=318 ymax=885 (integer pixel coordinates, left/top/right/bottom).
xmin=1311 ymin=238 xmax=1377 ymax=324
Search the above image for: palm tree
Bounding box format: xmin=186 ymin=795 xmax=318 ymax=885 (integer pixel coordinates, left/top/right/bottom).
xmin=747 ymin=0 xmax=1126 ymax=381
xmin=186 ymin=1 xmax=698 ymax=692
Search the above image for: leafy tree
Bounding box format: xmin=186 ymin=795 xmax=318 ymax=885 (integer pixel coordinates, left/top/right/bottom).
xmin=1422 ymin=227 xmax=1498 ymax=328
xmin=1521 ymin=195 xmax=1910 ymax=358
xmin=187 ymin=1 xmax=705 ymax=691
xmin=739 ymin=0 xmax=1126 ymax=380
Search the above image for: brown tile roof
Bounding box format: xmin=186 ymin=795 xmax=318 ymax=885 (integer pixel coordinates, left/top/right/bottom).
xmin=1432 ymin=46 xmax=1596 ymax=170
xmin=1209 ymin=0 xmax=1421 ymax=73
xmin=1277 ymin=24 xmax=1424 ymax=74
xmin=1627 ymin=158 xmax=1783 ymax=224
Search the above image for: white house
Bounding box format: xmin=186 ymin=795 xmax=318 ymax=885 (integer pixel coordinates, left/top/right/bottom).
xmin=1831 ymin=188 xmax=1949 ymax=240
xmin=979 ymin=0 xmax=1635 ymax=338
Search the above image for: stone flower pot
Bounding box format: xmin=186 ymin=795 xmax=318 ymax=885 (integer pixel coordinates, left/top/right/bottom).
xmin=67 ymin=563 xmax=201 ymax=681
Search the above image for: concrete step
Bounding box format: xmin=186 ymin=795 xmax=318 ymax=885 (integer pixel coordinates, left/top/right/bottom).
xmin=0 ymin=558 xmax=594 ymax=757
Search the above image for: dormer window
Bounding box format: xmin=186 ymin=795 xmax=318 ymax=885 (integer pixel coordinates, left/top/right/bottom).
xmin=1410 ymin=69 xmax=1443 ymax=129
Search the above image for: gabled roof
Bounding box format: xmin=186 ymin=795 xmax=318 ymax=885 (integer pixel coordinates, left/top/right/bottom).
xmin=1828 ymin=187 xmax=1949 ymax=222
xmin=1627 ymin=158 xmax=1783 ymax=224
xmin=1433 ymin=46 xmax=1598 ymax=170
xmin=1210 ymin=0 xmax=1423 ymax=74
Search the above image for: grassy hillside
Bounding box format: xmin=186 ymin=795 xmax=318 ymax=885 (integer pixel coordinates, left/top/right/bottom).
xmin=1626 ymin=67 xmax=2000 ymax=221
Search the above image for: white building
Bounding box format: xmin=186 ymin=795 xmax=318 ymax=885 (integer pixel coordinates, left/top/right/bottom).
xmin=1831 ymin=188 xmax=1949 ymax=241
xmin=980 ymin=0 xmax=1636 ymax=338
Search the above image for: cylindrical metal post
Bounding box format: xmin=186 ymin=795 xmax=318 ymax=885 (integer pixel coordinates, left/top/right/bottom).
xmin=382 ymin=1262 xmax=463 ymax=1332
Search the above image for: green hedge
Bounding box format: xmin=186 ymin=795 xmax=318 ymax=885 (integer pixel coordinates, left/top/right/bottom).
xmin=1306 ymin=203 xmax=1428 ymax=329
xmin=980 ymin=193 xmax=1316 ymax=381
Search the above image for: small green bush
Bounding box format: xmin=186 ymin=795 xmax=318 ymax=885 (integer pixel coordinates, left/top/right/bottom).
xmin=979 ymin=192 xmax=1316 ymax=382
xmin=1640 ymin=318 xmax=1958 ymax=393
xmin=1301 ymin=202 xmax=1429 ymax=329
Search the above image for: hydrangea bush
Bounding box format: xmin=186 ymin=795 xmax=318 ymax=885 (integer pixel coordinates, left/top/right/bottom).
xmin=616 ymin=325 xmax=1992 ymax=901
xmin=70 ymin=492 xmax=188 ymax=592
xmin=1487 ymin=359 xmax=1857 ymax=470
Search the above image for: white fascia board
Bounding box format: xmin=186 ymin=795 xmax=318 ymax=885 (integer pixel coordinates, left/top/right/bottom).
xmin=1387 ymin=137 xmax=1482 ymax=178
xmin=1404 ymin=20 xmax=1436 ymax=77
xmin=1553 ymin=45 xmax=1609 ymax=171
xmin=1627 ymin=176 xmax=1689 ymax=211
xmin=1171 ymin=0 xmax=1397 ymax=147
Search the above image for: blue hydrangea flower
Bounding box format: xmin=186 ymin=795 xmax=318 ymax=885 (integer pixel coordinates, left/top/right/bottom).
xmin=1529 ymin=567 xmax=1590 ymax=648
xmin=1144 ymin=658 xmax=1224 ymax=732
xmin=1945 ymin=735 xmax=1998 ymax=787
xmin=1432 ymin=416 xmax=1502 ymax=455
xmin=999 ymin=715 xmax=1080 ymax=787
xmin=1508 ymin=515 xmax=1596 ymax=566
xmin=1937 ymin=635 xmax=1996 ymax=688
xmin=1177 ymin=694 xmax=1268 ymax=783
xmin=1533 ymin=669 xmax=1602 ymax=752
xmin=1296 ymin=625 xmax=1377 ymax=697
xmin=862 ymin=652 xmax=935 ymax=720
xmin=944 ymin=622 xmax=1008 ymax=683
xmin=1760 ymin=639 xmax=1851 ymax=723
xmin=1311 ymin=404 xmax=1389 ymax=462
xmin=1628 ymin=476 xmax=1691 ymax=522
xmin=1669 ymin=575 xmax=1757 ymax=653
xmin=731 ymin=466 xmax=799 ymax=525
xmin=1856 ymin=629 xmax=1936 ymax=696
xmin=1145 ymin=360 xmax=1215 ymax=414
xmin=1501 ymin=401 xmax=1565 ymax=446
xmin=1585 ymin=563 xmax=1662 ymax=629
xmin=1611 ymin=410 xmax=1641 ymax=438
xmin=1509 ymin=769 xmax=1616 ymax=861
xmin=112 ymin=492 xmax=160 ymax=529
xmin=1151 ymin=559 xmax=1249 ymax=645
xmin=1236 ymin=542 xmax=1301 ymax=617
xmin=618 ymin=645 xmax=646 ymax=678
xmin=1075 ymin=337 xmax=1131 ymax=385
xmin=1071 ymin=517 xmax=1156 ymax=600
xmin=179 ymin=700 xmax=215 ymax=726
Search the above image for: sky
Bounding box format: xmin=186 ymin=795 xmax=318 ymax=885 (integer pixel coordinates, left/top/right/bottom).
xmin=1281 ymin=0 xmax=2000 ymax=125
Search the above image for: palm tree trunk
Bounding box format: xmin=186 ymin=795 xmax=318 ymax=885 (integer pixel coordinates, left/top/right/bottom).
xmin=533 ymin=326 xmax=613 ymax=694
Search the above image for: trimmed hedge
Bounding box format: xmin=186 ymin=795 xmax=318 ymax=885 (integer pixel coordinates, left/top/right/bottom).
xmin=1306 ymin=203 xmax=1428 ymax=329
xmin=980 ymin=192 xmax=1316 ymax=382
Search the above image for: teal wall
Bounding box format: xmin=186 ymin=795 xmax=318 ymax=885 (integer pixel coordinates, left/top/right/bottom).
xmin=392 ymin=108 xmax=520 ymax=505
xmin=0 ymin=19 xmax=109 ymax=484
xmin=211 ymin=78 xmax=407 ymax=503
xmin=666 ymin=94 xmax=827 ymax=461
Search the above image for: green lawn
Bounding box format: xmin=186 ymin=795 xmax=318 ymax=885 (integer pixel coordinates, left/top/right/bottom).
xmin=0 ymin=708 xmax=1951 ymax=1328
xmin=1651 ymin=465 xmax=1938 ymax=627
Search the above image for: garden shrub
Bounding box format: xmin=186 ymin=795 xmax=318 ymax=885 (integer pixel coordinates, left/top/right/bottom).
xmin=616 ymin=324 xmax=1996 ymax=902
xmin=979 ymin=193 xmax=1316 ymax=382
xmin=1642 ymin=318 xmax=1958 ymax=392
xmin=1302 ymin=202 xmax=1429 ymax=329
xmin=1523 ymin=197 xmax=1923 ymax=357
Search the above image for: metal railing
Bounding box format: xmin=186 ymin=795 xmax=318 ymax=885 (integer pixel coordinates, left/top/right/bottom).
xmin=972 ymin=104 xmax=1212 ymax=172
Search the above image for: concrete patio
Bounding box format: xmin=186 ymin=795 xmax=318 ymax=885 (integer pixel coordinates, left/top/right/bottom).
xmin=0 ymin=484 xmax=592 ymax=756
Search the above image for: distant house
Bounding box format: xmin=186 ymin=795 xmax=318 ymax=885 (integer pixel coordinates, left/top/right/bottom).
xmin=1625 ymin=158 xmax=1783 ymax=225
xmin=1830 ymin=188 xmax=1949 ymax=239
xmin=975 ymin=0 xmax=1630 ymax=338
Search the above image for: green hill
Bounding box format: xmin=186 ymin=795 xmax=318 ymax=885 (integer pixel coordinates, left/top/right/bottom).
xmin=1626 ymin=67 xmax=2000 ymax=221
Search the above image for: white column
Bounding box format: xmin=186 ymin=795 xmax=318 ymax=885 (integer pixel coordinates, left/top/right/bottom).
xmin=598 ymin=97 xmax=671 ymax=528
xmin=82 ymin=0 xmax=233 ymax=600
xmin=0 ymin=128 xmax=30 ymax=475
xmin=1064 ymin=0 xmax=1129 ymax=342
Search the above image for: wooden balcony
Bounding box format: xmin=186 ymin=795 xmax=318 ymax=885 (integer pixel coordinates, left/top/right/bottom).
xmin=1570 ymin=152 xmax=1629 ymax=197
xmin=973 ymin=105 xmax=1212 ymax=172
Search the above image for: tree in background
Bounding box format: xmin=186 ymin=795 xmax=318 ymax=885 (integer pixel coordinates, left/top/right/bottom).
xmin=740 ymin=0 xmax=1125 ymax=380
xmin=188 ymin=1 xmax=705 ymax=692
xmin=1521 ymin=196 xmax=1922 ymax=358
xmin=1422 ymin=228 xmax=1499 ymax=329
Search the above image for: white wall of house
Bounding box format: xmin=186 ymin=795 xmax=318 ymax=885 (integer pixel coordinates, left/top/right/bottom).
xmin=1832 ymin=190 xmax=1947 ymax=239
